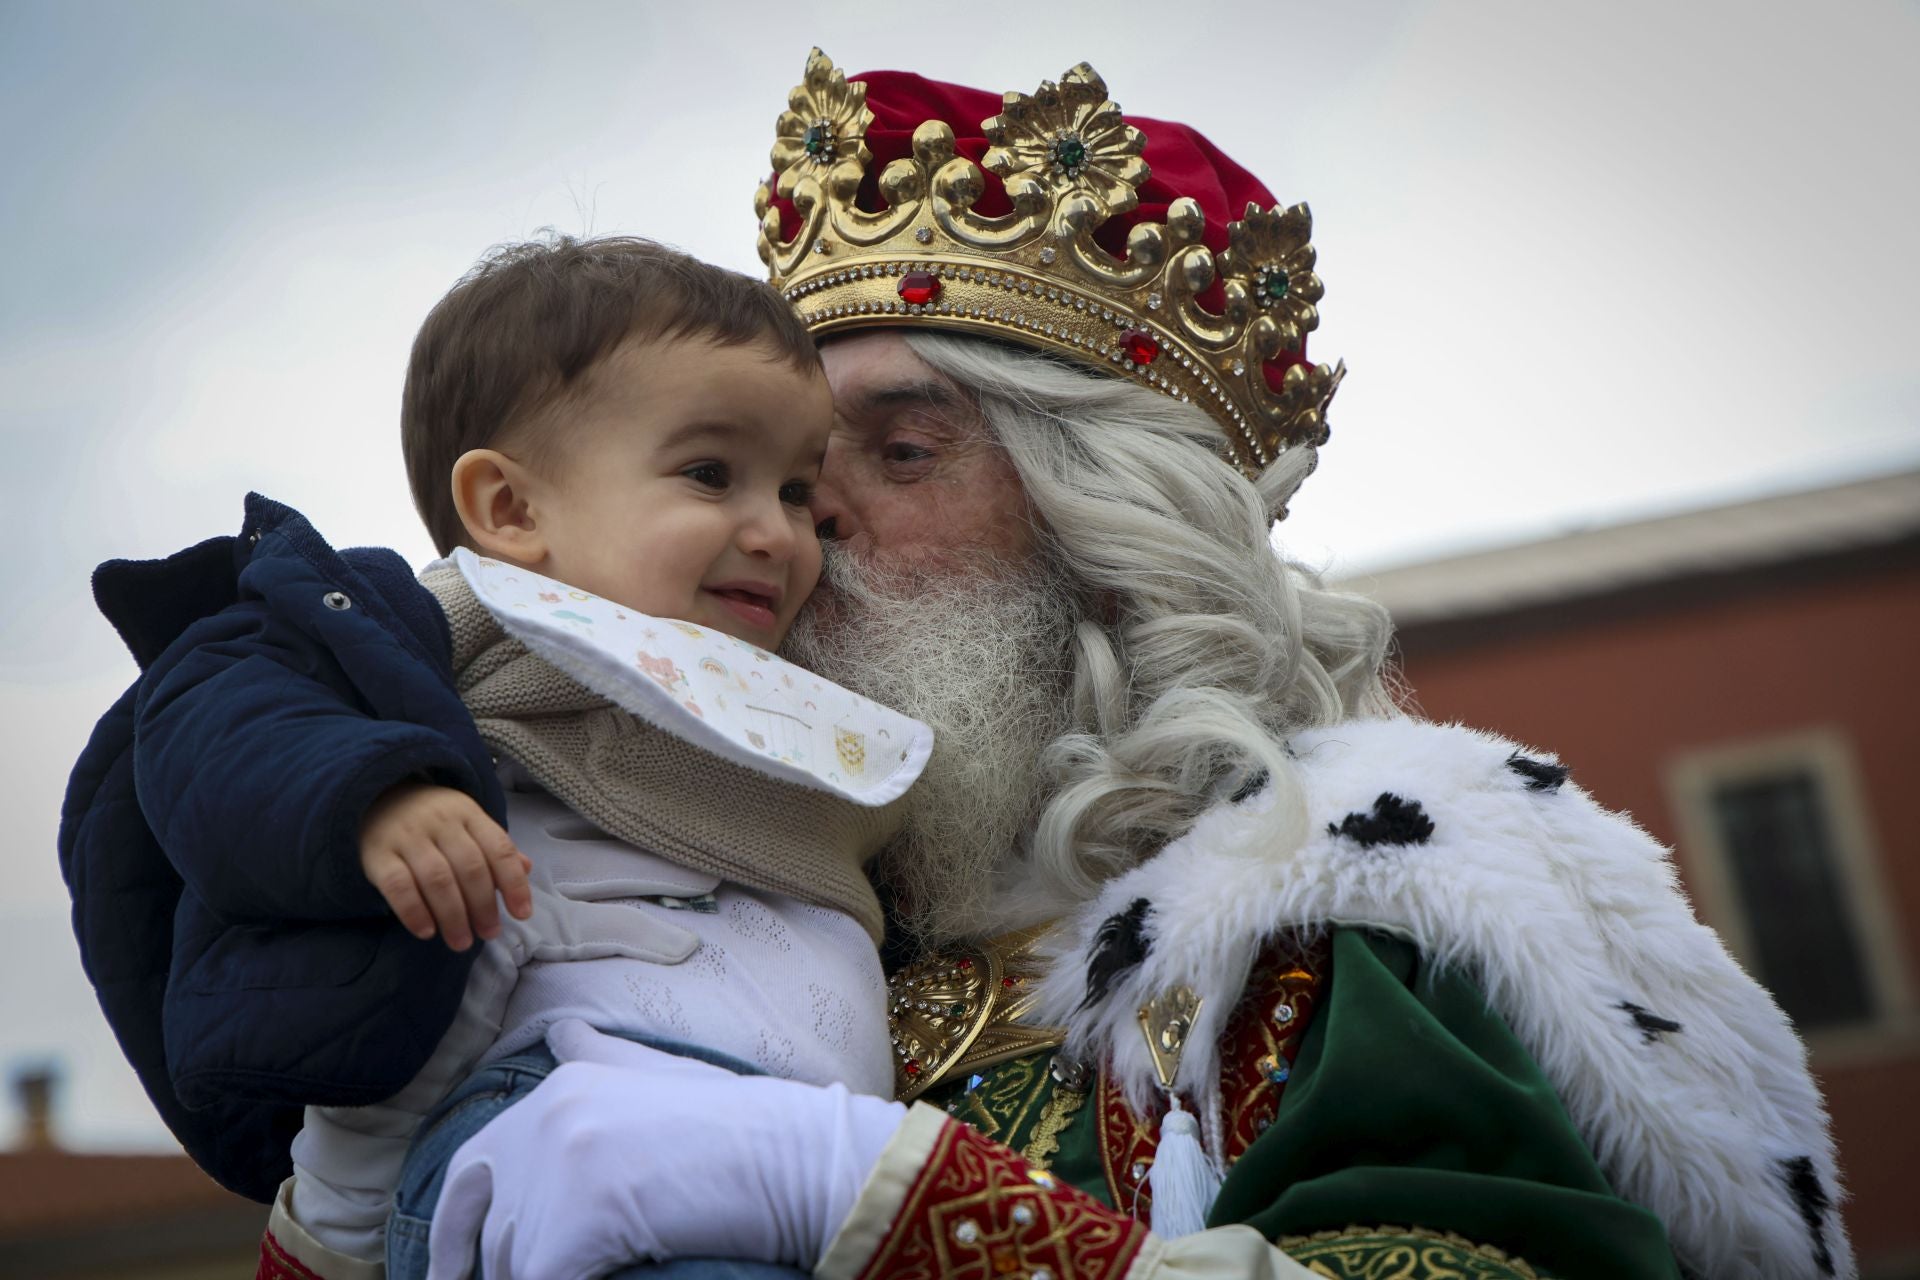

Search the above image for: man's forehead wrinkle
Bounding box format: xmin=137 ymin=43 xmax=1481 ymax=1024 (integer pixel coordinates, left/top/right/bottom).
xmin=856 ymin=378 xmax=966 ymax=413
xmin=840 ymin=379 xmax=985 ymax=438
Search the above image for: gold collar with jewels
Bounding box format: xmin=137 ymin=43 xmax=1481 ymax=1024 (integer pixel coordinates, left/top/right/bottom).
xmin=755 ymin=49 xmax=1343 ymax=485
xmin=887 ymin=924 xmax=1065 ymax=1102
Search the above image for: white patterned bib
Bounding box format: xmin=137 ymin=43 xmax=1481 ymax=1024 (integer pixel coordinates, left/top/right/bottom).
xmin=447 ymin=548 xmax=931 ymax=807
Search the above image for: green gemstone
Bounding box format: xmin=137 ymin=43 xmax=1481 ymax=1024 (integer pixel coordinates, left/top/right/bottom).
xmin=803 ymin=123 xmax=831 ymax=157
xmin=947 ymin=1003 xmax=967 ymax=1017
xmin=1052 ymin=136 xmax=1088 ymax=171
xmin=1262 ymin=271 xmax=1291 ymax=300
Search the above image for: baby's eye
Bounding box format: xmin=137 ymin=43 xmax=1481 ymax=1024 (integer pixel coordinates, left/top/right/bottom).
xmin=779 ymin=480 xmax=814 ymax=507
xmin=682 ymin=462 xmax=729 ymax=490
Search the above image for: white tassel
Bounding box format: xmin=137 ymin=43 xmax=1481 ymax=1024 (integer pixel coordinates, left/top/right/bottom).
xmin=1148 ymin=1097 xmax=1221 ymax=1237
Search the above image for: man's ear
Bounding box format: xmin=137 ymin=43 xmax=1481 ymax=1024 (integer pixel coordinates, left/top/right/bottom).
xmin=450 ymin=448 xmax=549 ymax=565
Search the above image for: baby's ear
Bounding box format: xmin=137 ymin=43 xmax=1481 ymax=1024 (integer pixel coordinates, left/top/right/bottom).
xmin=451 ymin=449 xmax=546 ymax=563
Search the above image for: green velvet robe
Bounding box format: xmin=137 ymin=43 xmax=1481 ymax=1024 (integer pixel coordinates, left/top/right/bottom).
xmin=926 ymin=928 xmax=1681 ymax=1279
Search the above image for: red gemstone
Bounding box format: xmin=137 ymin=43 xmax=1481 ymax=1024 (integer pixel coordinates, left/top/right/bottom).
xmin=897 ymin=272 xmax=942 ymax=306
xmin=1120 ymin=328 xmax=1160 ymax=365
xmin=1002 ymin=976 xmax=1017 ymax=988
xmin=956 ymin=957 xmax=974 ymax=971
xmin=904 ymin=1058 xmax=922 ymax=1076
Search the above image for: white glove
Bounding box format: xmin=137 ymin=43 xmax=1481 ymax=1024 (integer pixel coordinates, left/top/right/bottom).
xmin=425 ymin=1021 xmax=906 ymax=1280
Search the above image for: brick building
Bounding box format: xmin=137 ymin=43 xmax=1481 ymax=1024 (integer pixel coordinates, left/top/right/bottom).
xmin=1341 ymin=467 xmax=1920 ymax=1277
xmin=0 ymin=1068 xmax=259 ymax=1277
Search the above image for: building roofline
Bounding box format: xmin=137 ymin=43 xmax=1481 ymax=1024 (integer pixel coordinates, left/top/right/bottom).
xmin=1332 ymin=467 xmax=1920 ymax=626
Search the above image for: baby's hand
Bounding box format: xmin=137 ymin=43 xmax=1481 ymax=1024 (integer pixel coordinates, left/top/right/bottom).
xmin=359 ymin=782 xmax=532 ymax=951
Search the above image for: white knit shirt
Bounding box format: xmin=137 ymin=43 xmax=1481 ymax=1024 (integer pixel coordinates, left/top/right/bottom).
xmin=485 ymin=778 xmax=892 ymax=1091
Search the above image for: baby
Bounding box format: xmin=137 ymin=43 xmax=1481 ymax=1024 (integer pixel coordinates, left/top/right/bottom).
xmin=121 ymin=236 xmax=924 ymax=1279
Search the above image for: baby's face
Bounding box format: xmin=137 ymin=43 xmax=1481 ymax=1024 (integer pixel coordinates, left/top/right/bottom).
xmin=531 ymin=334 xmax=831 ymax=649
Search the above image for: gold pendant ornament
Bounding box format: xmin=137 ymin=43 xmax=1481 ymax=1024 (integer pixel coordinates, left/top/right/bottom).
xmin=1136 ymin=985 xmax=1204 ymax=1092
xmin=757 ymin=49 xmax=1344 ymax=484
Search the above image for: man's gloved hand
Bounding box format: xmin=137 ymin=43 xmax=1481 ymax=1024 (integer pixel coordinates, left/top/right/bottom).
xmin=425 ymin=1021 xmax=906 ymax=1280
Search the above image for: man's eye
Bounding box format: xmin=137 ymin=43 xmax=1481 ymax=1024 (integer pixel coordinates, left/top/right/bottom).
xmin=881 ymin=440 xmax=933 ymax=464
xmin=779 ymin=480 xmax=814 ymax=507
xmin=683 ymin=462 xmax=729 ymax=490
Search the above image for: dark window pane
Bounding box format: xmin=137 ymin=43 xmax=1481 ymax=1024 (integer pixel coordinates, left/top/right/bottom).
xmin=1712 ymin=770 xmax=1874 ymax=1031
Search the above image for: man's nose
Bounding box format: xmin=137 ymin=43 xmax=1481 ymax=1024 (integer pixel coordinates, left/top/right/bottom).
xmin=808 ymin=471 xmax=861 ymax=544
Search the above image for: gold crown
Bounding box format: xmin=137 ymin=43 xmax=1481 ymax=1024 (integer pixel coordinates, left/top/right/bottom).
xmin=755 ymin=49 xmax=1344 ymax=480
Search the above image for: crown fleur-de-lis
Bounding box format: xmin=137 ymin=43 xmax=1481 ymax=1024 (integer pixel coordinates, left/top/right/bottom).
xmin=770 ymin=48 xmax=874 ymax=203
xmin=1218 ymin=204 xmax=1324 ymax=354
xmin=982 ymin=64 xmax=1149 ymax=218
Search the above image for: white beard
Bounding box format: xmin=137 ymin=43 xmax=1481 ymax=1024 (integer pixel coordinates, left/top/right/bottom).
xmin=781 ymin=544 xmax=1079 ymax=947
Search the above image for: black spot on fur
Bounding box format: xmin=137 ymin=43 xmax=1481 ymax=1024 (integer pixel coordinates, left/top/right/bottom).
xmin=1507 ymin=752 xmax=1569 ymax=793
xmin=1327 ymin=793 xmax=1434 ymax=849
xmin=1081 ymin=898 xmax=1153 ymax=1012
xmin=1231 ymin=769 xmax=1270 ymax=804
xmin=1780 ymin=1155 xmax=1837 ymax=1275
xmin=1618 ymin=1001 xmax=1683 ymax=1043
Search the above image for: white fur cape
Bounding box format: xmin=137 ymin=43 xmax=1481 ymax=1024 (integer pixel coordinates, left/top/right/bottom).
xmin=1027 ymin=717 xmax=1851 ymax=1280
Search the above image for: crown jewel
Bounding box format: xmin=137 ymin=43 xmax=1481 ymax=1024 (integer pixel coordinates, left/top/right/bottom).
xmin=756 ymin=50 xmax=1344 ymax=481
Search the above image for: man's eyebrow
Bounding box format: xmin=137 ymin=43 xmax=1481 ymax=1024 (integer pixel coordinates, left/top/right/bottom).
xmin=843 ymin=379 xmax=968 ymax=417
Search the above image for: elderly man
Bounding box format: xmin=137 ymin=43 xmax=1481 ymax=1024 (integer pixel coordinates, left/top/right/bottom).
xmin=412 ymin=53 xmax=1849 ymax=1280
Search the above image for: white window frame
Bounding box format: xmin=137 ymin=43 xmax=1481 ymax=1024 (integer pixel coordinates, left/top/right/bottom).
xmin=1665 ymin=726 xmax=1917 ymax=1062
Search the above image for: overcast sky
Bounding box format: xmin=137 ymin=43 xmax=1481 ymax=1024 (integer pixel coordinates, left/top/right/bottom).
xmin=2 ymin=0 xmax=1915 ymax=1150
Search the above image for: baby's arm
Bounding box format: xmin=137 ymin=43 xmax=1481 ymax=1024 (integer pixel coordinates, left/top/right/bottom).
xmin=359 ymin=781 xmax=532 ymax=951
xmin=134 ymin=591 xmax=504 ymax=924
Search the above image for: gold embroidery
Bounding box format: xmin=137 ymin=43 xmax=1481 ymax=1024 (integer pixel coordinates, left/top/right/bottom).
xmin=1095 ymin=1072 xmax=1160 ymax=1221
xmin=1097 ymin=937 xmax=1329 ymax=1216
xmin=1020 ymin=1084 xmax=1088 ymax=1172
xmin=855 ymin=1118 xmax=1150 ymax=1280
xmin=889 ymin=924 xmax=1065 ymax=1101
xmin=949 ymin=1050 xmax=1050 ymax=1146
xmin=1221 ymin=949 xmax=1322 ymax=1159
xmin=1281 ymin=1224 xmax=1543 ymax=1279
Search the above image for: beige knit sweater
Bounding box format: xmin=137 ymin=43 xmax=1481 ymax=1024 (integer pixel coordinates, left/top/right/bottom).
xmin=420 ymin=564 xmax=900 ymax=943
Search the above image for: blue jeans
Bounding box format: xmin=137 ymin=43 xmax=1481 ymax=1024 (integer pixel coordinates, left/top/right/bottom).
xmin=387 ymin=1033 xmax=805 ymax=1280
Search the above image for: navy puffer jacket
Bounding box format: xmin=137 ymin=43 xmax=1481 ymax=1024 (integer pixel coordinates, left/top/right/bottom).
xmin=59 ymin=494 xmax=504 ymax=1202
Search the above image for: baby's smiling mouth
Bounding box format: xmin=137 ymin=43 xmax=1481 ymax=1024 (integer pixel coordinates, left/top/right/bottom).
xmin=703 ymin=582 xmax=782 ymax=631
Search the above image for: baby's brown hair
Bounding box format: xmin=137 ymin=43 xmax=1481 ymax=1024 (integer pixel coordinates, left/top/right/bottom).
xmin=401 ymin=234 xmax=819 ymax=554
